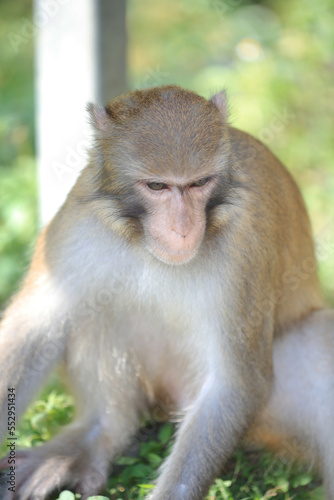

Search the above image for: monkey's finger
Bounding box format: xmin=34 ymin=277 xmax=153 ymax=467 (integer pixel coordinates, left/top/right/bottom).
xmin=0 ymin=450 xmax=30 ymax=471
xmin=0 ymin=478 xmax=15 ymax=500
xmin=2 ymin=491 xmax=15 ymax=500
xmin=0 ymin=456 xmax=9 ymax=470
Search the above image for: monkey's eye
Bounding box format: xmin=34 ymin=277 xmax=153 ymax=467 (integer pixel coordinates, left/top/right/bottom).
xmin=147 ymin=182 xmax=168 ymax=191
xmin=190 ymin=177 xmax=210 ymax=188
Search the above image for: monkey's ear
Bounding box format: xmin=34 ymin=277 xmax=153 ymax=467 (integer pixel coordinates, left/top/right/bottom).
xmin=210 ymin=90 xmax=229 ymax=121
xmin=87 ymin=103 xmax=110 ymax=132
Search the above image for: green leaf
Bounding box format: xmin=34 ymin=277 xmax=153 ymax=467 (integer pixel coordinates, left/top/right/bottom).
xmin=310 ymin=486 xmax=325 ymax=499
xmin=276 ymin=477 xmax=289 ymax=492
xmin=146 ymin=452 xmax=163 ymax=466
xmin=86 ymin=497 xmax=110 ymax=500
xmin=56 ymin=492 xmax=76 ymax=500
xmin=138 ymin=484 xmax=155 ymax=490
xmin=116 ymin=456 xmax=140 ymax=466
xmin=291 ymin=472 xmax=313 ymax=487
xmin=158 ymin=423 xmax=174 ymax=444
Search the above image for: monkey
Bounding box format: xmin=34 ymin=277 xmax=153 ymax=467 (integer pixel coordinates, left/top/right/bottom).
xmin=0 ymin=85 xmax=333 ymax=500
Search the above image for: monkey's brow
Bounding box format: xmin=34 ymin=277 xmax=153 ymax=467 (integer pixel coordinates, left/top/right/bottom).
xmin=140 ymin=175 xmax=217 ymax=188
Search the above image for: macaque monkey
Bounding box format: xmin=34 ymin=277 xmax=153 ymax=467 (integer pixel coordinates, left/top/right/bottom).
xmin=0 ymin=85 xmax=333 ymax=500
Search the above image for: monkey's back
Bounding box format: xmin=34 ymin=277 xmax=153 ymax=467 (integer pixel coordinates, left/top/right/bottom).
xmin=229 ymin=127 xmax=324 ymax=332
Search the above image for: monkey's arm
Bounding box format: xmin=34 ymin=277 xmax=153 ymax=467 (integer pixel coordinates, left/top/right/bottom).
xmin=0 ymin=218 xmax=142 ymax=500
xmin=150 ymin=264 xmax=274 ymax=499
xmin=0 ymin=230 xmax=70 ymax=443
xmin=150 ymin=348 xmax=271 ymax=500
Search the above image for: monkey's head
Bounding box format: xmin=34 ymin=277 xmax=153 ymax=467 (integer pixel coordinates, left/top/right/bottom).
xmin=87 ymin=86 xmax=232 ymax=265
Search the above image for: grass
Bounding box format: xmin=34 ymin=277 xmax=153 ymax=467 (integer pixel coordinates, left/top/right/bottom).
xmin=1 ymin=382 xmax=324 ymax=500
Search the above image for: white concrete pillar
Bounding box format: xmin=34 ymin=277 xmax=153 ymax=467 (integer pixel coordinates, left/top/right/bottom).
xmin=35 ymin=0 xmax=127 ymax=225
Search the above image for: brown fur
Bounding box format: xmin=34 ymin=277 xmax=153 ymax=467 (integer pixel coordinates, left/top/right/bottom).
xmin=0 ymin=86 xmax=333 ymax=500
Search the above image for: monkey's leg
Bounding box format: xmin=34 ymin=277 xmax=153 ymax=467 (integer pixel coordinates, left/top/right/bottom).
xmin=0 ymin=408 xmax=138 ymax=500
xmin=0 ymin=380 xmax=141 ymax=500
xmin=1 ymin=385 xmax=141 ymax=499
xmin=0 ymin=286 xmax=70 ymax=443
xmin=0 ymin=290 xmax=140 ymax=499
xmin=250 ymin=309 xmax=334 ymax=500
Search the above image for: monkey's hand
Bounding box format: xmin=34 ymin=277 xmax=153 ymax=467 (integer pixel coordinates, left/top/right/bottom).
xmin=0 ymin=425 xmax=111 ymax=500
xmin=0 ymin=449 xmax=76 ymax=500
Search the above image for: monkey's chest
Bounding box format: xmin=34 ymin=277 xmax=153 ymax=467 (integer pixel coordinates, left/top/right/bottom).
xmin=107 ymin=307 xmax=212 ymax=410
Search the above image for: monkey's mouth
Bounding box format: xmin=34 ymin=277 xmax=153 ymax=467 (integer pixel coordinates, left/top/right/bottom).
xmin=147 ymin=242 xmax=198 ymax=265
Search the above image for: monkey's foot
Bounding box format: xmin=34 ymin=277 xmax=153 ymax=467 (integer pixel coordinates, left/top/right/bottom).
xmin=0 ymin=448 xmax=108 ymax=500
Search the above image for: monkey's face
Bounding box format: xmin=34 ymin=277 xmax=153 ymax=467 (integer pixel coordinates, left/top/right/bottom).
xmin=89 ymin=86 xmax=231 ymax=265
xmin=135 ymin=175 xmax=219 ymax=265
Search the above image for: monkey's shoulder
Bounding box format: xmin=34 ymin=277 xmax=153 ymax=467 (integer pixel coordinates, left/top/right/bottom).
xmin=229 ymin=127 xmax=284 ymax=169
xmin=228 ymin=126 xmax=302 ymax=200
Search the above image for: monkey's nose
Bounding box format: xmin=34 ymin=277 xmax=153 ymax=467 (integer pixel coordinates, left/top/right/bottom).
xmin=170 ymin=215 xmax=193 ymax=239
xmin=171 ymin=228 xmax=187 ymax=238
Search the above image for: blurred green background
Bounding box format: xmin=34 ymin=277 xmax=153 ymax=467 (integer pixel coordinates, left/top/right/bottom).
xmin=0 ymin=1 xmax=333 ymax=498
xmin=0 ymin=0 xmax=333 ymax=309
